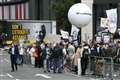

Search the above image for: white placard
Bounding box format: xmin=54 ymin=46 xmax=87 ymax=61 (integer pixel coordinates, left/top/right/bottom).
xmin=100 ymin=18 xmax=109 ymax=28
xmin=96 ymin=36 xmax=102 ymax=43
xmin=71 ymin=25 xmax=79 ymax=41
xmin=103 ymin=35 xmax=110 ymax=43
xmin=60 ymin=30 xmax=69 ymax=39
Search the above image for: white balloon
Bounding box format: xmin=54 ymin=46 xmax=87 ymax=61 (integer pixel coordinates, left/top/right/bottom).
xmin=68 ymin=3 xmax=92 ymax=28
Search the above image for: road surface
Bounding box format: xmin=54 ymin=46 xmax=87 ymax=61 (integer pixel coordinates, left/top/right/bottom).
xmin=0 ymin=48 xmax=108 ymax=80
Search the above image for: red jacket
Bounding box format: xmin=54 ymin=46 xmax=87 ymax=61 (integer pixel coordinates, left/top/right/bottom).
xmin=34 ymin=47 xmax=41 ymax=60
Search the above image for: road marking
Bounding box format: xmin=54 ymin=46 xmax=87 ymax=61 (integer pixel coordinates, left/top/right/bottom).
xmin=15 ymin=79 xmax=20 ymax=80
xmin=6 ymin=73 xmax=14 ymax=78
xmin=35 ymin=74 xmax=52 ymax=79
xmin=6 ymin=73 xmax=20 ymax=80
xmin=0 ymin=73 xmax=20 ymax=80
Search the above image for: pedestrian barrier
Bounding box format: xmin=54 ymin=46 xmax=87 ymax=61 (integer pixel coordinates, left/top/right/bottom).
xmin=88 ymin=56 xmax=120 ymax=79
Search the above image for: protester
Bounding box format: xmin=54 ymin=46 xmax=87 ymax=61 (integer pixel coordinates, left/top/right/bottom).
xmin=67 ymin=42 xmax=75 ymax=70
xmin=34 ymin=45 xmax=41 ymax=68
xmin=8 ymin=43 xmax=19 ymax=72
xmin=62 ymin=44 xmax=68 ymax=72
xmin=114 ymin=41 xmax=120 ymax=71
xmin=90 ymin=44 xmax=97 ymax=75
xmin=80 ymin=43 xmax=90 ymax=75
xmin=50 ymin=43 xmax=63 ymax=73
xmin=26 ymin=45 xmax=32 ymax=64
xmin=115 ymin=41 xmax=120 ymax=58
xmin=41 ymin=43 xmax=51 ymax=72
xmin=30 ymin=43 xmax=41 ymax=68
xmin=19 ymin=43 xmax=26 ymax=66
xmin=73 ymin=46 xmax=81 ymax=74
xmin=29 ymin=44 xmax=36 ymax=66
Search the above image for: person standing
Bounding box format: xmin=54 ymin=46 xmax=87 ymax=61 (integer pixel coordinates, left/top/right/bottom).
xmin=9 ymin=43 xmax=19 ymax=72
xmin=51 ymin=43 xmax=61 ymax=73
xmin=42 ymin=43 xmax=51 ymax=72
xmin=34 ymin=45 xmax=41 ymax=68
xmin=90 ymin=44 xmax=98 ymax=75
xmin=73 ymin=46 xmax=81 ymax=74
xmin=19 ymin=43 xmax=25 ymax=66
xmin=67 ymin=43 xmax=75 ymax=70
xmin=115 ymin=41 xmax=120 ymax=58
xmin=80 ymin=43 xmax=90 ymax=75
xmin=114 ymin=41 xmax=120 ymax=71
xmin=29 ymin=44 xmax=36 ymax=66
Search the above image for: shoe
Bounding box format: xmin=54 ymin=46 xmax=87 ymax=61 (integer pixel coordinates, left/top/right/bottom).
xmin=11 ymin=70 xmax=14 ymax=72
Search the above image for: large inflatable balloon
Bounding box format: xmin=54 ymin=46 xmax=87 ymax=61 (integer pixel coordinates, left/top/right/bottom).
xmin=68 ymin=3 xmax=92 ymax=28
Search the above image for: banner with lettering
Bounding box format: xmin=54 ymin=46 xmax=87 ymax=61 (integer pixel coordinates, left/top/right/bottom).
xmin=1 ymin=20 xmax=56 ymax=44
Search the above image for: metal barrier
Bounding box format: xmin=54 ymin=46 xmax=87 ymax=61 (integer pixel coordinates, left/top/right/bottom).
xmin=89 ymin=56 xmax=120 ymax=79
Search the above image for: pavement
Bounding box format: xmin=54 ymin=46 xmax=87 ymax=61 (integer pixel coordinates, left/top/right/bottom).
xmin=0 ymin=48 xmax=118 ymax=80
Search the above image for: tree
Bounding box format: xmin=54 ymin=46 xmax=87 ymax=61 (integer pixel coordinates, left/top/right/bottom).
xmin=51 ymin=0 xmax=80 ymax=34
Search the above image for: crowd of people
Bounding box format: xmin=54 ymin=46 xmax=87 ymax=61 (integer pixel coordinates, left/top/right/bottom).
xmin=8 ymin=38 xmax=120 ymax=77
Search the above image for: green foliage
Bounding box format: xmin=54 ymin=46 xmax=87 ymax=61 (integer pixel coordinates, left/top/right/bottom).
xmin=51 ymin=0 xmax=79 ymax=34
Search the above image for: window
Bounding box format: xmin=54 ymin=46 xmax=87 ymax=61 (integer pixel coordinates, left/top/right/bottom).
xmin=0 ymin=0 xmax=29 ymax=20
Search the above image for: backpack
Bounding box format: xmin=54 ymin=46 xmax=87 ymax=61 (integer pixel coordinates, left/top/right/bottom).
xmin=82 ymin=48 xmax=89 ymax=58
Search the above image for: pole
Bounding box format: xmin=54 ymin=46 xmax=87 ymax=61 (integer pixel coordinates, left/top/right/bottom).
xmin=77 ymin=58 xmax=81 ymax=76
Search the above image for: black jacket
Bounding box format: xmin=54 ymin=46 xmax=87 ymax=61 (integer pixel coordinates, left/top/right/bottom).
xmin=9 ymin=45 xmax=19 ymax=64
